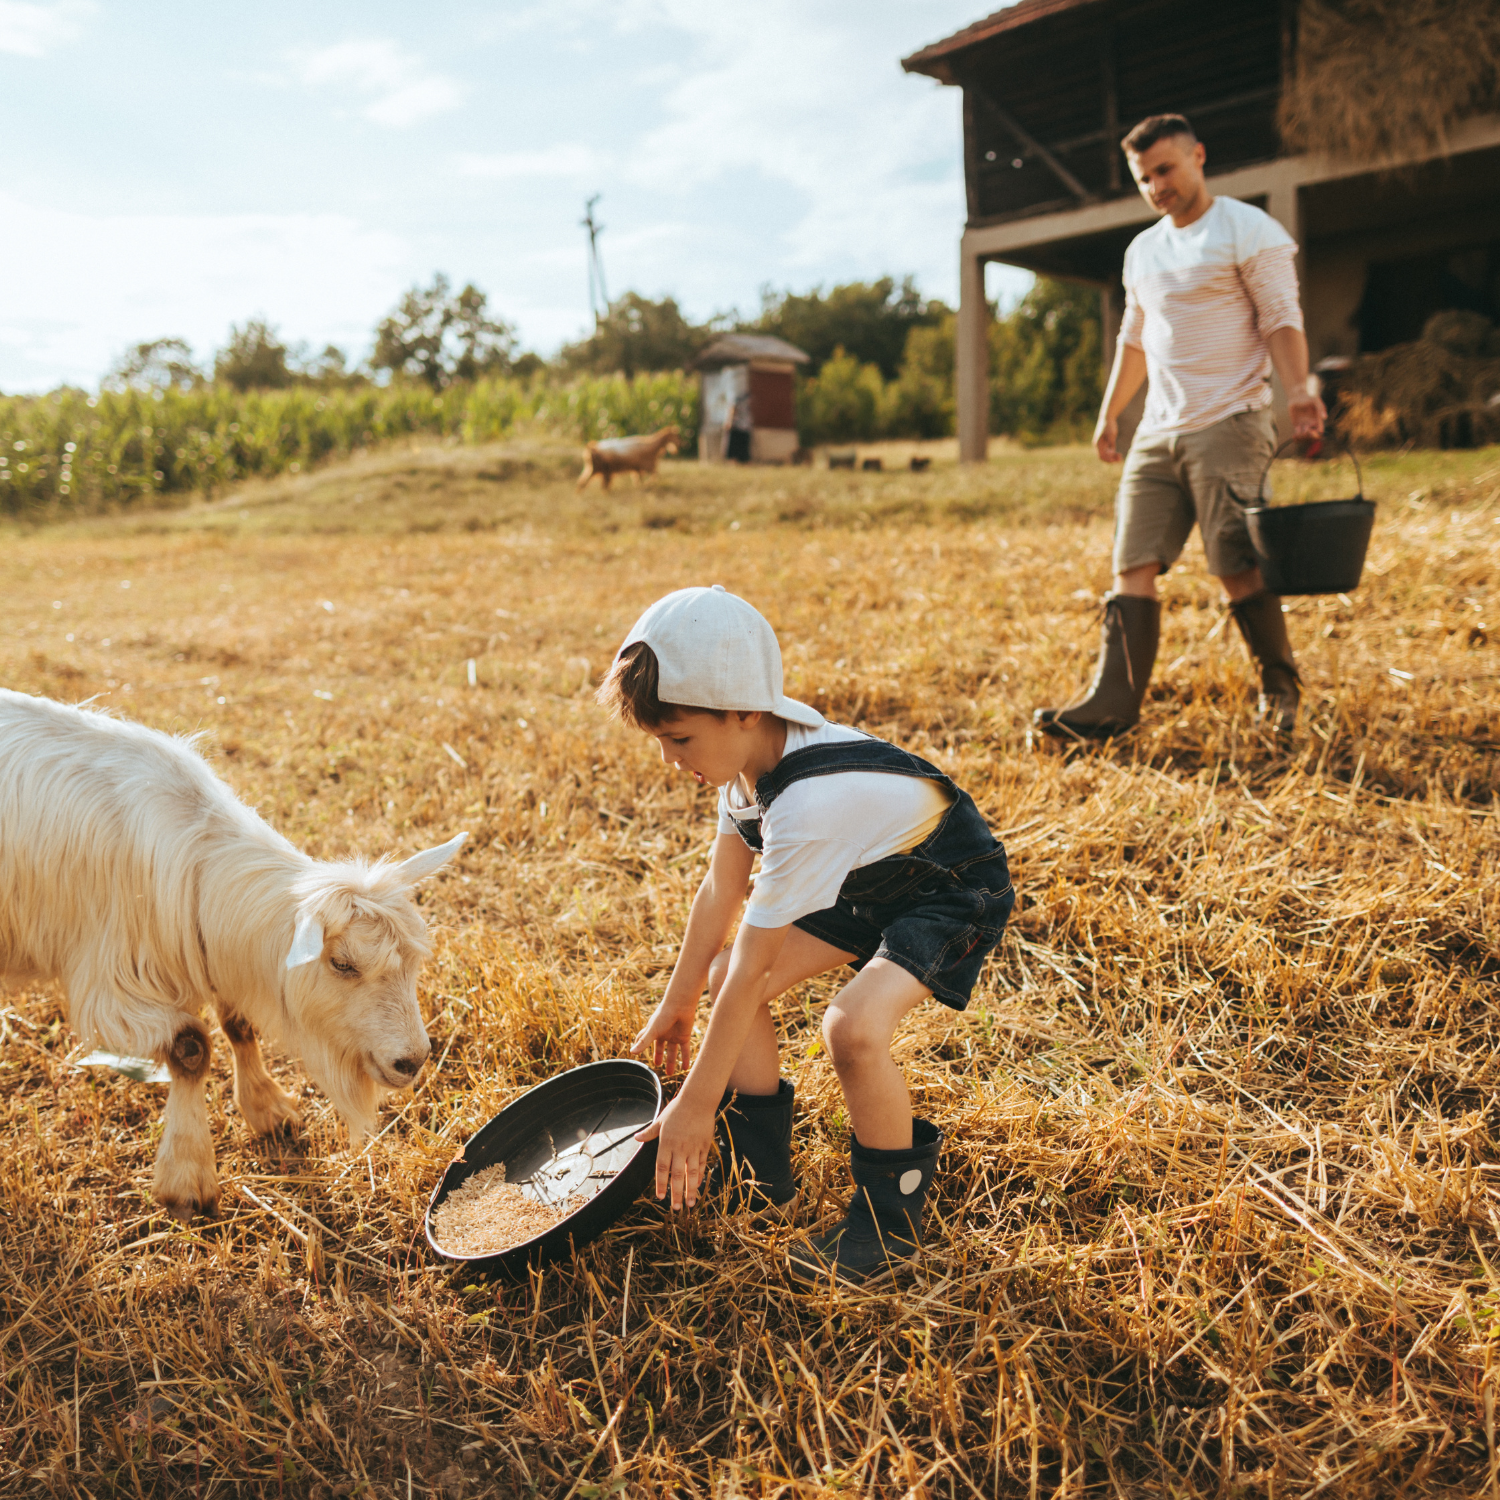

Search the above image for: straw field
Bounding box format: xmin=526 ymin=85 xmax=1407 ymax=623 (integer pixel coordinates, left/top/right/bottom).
xmin=1 ymin=438 xmax=1498 ymax=1497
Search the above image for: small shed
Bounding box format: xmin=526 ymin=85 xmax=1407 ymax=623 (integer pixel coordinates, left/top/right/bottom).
xmin=691 ymin=334 xmax=810 ymax=463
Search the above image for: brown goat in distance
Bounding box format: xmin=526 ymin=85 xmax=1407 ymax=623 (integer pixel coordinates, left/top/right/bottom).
xmin=577 ymin=425 xmax=681 ymax=491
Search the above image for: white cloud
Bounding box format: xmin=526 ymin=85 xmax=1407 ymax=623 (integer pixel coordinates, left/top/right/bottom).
xmin=0 ymin=193 xmax=411 ymax=391
xmin=0 ymin=0 xmax=92 ymax=57
xmin=288 ymin=39 xmax=464 ymax=128
xmin=522 ymin=0 xmax=989 ymax=305
xmin=453 ymin=144 xmax=601 ymax=181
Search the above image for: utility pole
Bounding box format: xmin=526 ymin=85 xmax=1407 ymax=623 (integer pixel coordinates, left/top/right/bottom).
xmin=581 ymin=194 xmax=609 ymax=327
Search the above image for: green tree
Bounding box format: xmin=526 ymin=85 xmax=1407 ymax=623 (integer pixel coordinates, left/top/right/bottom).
xmin=215 ymin=318 xmax=294 ymax=391
xmin=372 ymin=274 xmax=517 ymax=389
xmin=881 ymin=316 xmax=956 ymax=439
xmin=301 ymin=343 xmax=362 ymax=387
xmin=988 ymin=279 xmax=1103 ymax=442
xmin=558 ymin=292 xmax=709 ymax=377
xmin=103 ymin=337 xmax=201 ymax=392
xmin=796 ymin=347 xmax=886 ymax=444
xmin=750 ymin=277 xmax=948 ymax=379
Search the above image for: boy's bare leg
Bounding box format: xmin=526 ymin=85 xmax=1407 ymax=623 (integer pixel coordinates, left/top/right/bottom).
xmin=705 ymin=929 xmax=855 ymax=1095
xmin=822 ymin=959 xmax=931 ymax=1150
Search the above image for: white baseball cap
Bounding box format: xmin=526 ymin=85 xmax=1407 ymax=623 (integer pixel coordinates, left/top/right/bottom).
xmin=619 ymin=585 xmax=824 ymax=728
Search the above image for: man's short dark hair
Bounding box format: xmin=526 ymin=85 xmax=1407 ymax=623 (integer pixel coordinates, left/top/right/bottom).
xmin=1121 ymin=114 xmax=1197 ymax=156
xmin=595 ymin=640 xmax=726 ymax=729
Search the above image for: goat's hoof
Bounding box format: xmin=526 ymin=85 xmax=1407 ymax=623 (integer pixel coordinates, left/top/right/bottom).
xmin=156 ymin=1194 xmax=217 ymax=1223
xmin=153 ymin=1156 xmax=219 ymax=1220
xmin=239 ymin=1082 xmax=302 ymax=1137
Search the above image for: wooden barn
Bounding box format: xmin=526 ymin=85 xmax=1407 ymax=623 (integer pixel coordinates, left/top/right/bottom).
xmin=902 ymin=0 xmax=1500 ymax=459
xmin=692 ymin=334 xmax=809 ymax=464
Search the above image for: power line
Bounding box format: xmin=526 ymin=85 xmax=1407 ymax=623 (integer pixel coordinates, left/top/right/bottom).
xmin=581 ymin=194 xmax=609 ymax=326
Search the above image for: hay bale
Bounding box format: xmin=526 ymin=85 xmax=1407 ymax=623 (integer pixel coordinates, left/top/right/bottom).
xmin=1279 ymin=0 xmax=1500 ymax=165
xmin=1336 ymin=331 xmax=1500 ymax=447
xmin=1422 ymin=309 xmax=1498 ymax=357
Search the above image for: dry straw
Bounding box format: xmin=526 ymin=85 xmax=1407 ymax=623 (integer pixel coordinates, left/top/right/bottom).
xmin=1337 ymin=341 xmax=1500 ymax=450
xmin=0 ymin=440 xmax=1497 ymax=1495
xmin=1279 ymin=0 xmax=1500 ymax=165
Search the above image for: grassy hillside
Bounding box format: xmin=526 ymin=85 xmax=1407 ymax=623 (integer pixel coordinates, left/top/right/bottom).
xmin=1 ymin=442 xmax=1497 ymax=1496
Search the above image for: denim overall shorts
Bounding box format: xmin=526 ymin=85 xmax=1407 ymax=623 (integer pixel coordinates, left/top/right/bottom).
xmin=731 ymin=734 xmax=1014 ymax=1010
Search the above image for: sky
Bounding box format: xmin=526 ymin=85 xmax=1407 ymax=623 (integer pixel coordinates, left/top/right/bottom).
xmin=0 ymin=0 xmax=1032 ymax=393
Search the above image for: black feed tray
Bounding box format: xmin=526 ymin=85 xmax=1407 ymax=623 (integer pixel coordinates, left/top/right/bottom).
xmin=425 ymin=1059 xmax=661 ymax=1278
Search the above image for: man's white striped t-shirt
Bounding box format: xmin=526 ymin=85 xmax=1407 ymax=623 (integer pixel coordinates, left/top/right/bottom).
xmin=1120 ymin=196 xmax=1303 ymax=439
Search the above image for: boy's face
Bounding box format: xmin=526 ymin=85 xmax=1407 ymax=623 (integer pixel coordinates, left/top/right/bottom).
xmin=648 ymin=709 xmax=761 ymax=788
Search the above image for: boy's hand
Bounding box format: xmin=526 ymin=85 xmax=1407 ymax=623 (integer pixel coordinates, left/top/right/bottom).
xmin=630 ymin=998 xmax=696 ymax=1074
xmin=635 ymin=1091 xmax=716 ymax=1210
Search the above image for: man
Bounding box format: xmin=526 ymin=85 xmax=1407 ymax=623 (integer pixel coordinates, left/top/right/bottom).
xmin=1035 ymin=114 xmax=1326 ymax=739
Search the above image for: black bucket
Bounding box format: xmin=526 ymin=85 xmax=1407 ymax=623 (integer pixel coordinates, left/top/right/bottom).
xmin=425 ymin=1058 xmax=661 ymax=1280
xmin=1240 ymin=438 xmax=1376 ymax=595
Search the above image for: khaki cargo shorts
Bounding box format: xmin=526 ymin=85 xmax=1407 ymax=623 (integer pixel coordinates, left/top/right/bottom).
xmin=1112 ymin=405 xmax=1276 ymax=579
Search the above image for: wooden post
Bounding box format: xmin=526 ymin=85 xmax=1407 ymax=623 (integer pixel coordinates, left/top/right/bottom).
xmin=957 ymin=241 xmax=989 ymax=463
xmin=1264 ymin=164 xmax=1305 ymax=425
xmin=962 ymin=88 xmax=981 ymax=224
xmin=1265 ymin=164 xmax=1303 ymax=283
xmin=1101 ymin=33 xmax=1120 ymax=193
xmin=1100 ymin=278 xmax=1120 ymax=373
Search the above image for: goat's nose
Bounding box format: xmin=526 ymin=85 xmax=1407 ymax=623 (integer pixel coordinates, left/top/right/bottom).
xmin=391 ymin=1054 xmax=425 ymax=1079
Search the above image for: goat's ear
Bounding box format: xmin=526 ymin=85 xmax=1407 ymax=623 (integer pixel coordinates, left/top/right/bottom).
xmin=285 ymin=909 xmax=325 ymax=970
xmin=395 ymin=831 xmax=468 ymax=885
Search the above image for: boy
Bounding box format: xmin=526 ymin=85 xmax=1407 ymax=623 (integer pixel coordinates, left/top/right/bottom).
xmin=597 ymin=585 xmax=1014 ymax=1285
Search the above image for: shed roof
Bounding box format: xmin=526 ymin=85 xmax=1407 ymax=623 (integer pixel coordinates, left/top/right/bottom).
xmin=691 ymin=334 xmax=810 ymax=371
xmin=902 ymin=0 xmax=1106 ymax=81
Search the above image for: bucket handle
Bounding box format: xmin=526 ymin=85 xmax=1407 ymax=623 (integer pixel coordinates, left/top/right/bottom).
xmin=1242 ymin=434 xmax=1364 ymax=507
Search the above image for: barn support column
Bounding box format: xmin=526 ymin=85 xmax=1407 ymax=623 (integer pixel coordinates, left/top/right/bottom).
xmin=957 ymin=238 xmax=989 ymax=463
xmin=1264 ymin=163 xmax=1304 ymax=275
xmin=1263 ymin=163 xmax=1306 ymax=426
xmin=1100 ymin=276 xmax=1122 ymax=373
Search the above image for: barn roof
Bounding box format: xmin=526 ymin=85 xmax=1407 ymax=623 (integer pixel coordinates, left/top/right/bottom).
xmin=902 ymin=0 xmax=1286 ymax=227
xmin=901 ymin=0 xmax=1107 ymax=82
xmin=691 ymin=334 xmax=810 ymax=371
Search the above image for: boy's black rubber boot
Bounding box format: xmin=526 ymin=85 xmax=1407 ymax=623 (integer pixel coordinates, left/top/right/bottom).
xmin=1033 ymin=594 xmax=1160 ymax=740
xmin=714 ymin=1079 xmax=798 ymax=1217
xmin=1230 ymin=589 xmax=1301 ymax=733
xmin=787 ymin=1119 xmax=941 ymax=1287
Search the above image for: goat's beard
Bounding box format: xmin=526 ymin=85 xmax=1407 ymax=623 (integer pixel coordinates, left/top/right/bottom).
xmin=299 ymin=1030 xmax=382 ymax=1143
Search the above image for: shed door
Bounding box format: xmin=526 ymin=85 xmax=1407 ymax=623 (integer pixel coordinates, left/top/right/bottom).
xmin=749 ymin=368 xmax=795 ymax=430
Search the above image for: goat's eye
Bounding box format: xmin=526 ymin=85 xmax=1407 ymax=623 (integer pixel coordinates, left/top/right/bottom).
xmin=331 ymin=956 xmax=359 ymax=977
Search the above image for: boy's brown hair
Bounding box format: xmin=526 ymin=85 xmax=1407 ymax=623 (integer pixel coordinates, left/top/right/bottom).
xmin=595 ymin=642 xmax=726 ymax=729
xmin=1121 ymin=113 xmax=1196 ymax=156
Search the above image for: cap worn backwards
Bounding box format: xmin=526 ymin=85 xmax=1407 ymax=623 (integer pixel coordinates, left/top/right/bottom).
xmin=619 ymin=585 xmax=824 ymax=727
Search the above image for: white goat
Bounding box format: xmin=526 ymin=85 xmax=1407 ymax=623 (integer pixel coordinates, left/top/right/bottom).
xmin=0 ymin=689 xmax=465 ymax=1218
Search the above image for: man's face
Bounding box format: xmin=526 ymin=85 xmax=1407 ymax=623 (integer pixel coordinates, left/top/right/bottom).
xmin=647 ymin=709 xmax=758 ymax=788
xmin=1127 ymin=135 xmax=1207 ymax=219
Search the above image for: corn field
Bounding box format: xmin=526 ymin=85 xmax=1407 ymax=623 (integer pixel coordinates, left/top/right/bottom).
xmin=0 ymin=373 xmax=699 ymax=519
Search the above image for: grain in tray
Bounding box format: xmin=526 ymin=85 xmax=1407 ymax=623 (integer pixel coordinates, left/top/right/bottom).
xmin=432 ymin=1163 xmax=588 ymax=1256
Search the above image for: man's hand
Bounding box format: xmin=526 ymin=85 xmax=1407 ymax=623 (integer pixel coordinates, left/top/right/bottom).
xmin=630 ymin=998 xmax=696 ymax=1074
xmin=1094 ymin=416 xmax=1122 ymax=464
xmin=634 ymin=1091 xmax=716 ymax=1210
xmin=1288 ymin=391 xmax=1327 ymax=442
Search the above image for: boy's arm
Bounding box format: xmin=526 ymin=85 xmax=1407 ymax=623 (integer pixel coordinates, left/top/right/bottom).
xmin=636 ymin=918 xmax=791 ymax=1210
xmin=631 ymin=832 xmax=753 ymax=1074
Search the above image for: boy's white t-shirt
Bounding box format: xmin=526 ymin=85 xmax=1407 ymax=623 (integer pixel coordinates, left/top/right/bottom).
xmin=716 ymin=721 xmax=952 ymax=929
